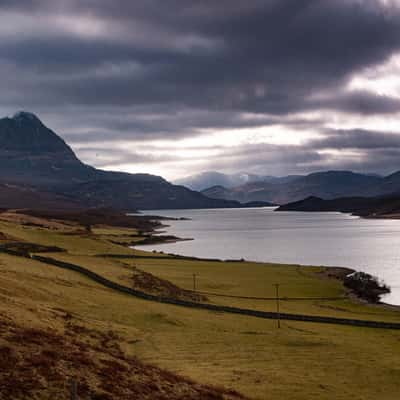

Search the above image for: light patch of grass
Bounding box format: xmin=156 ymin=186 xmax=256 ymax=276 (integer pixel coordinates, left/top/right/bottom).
xmin=91 ymin=226 xmax=138 ymax=236
xmin=0 ymin=220 xmax=133 ymax=255
xmin=47 ymin=252 xmax=136 ymax=286
xmin=119 ymin=257 xmax=400 ymax=322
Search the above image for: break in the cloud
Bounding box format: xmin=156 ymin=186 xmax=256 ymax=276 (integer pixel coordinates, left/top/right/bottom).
xmin=1 ymin=0 xmax=400 ymax=179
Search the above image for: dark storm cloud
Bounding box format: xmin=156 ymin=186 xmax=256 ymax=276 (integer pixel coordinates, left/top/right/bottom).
xmin=311 ymin=129 xmax=400 ymax=150
xmin=2 ymin=0 xmax=400 ymax=112
xmin=313 ymin=90 xmax=400 ymax=115
xmin=306 ymin=128 xmax=400 ymax=174
xmin=1 ymin=0 xmax=400 ymax=176
xmin=59 ymin=109 xmax=323 ymax=144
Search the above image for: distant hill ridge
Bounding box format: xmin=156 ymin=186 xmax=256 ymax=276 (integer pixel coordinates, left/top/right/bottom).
xmin=175 ymin=171 xmax=301 ymax=191
xmin=0 ymin=112 xmax=240 ymax=210
xmin=201 ymin=170 xmax=400 ymax=204
xmin=174 ymin=171 xmax=271 ymax=191
xmin=277 ymin=194 xmax=400 ymax=218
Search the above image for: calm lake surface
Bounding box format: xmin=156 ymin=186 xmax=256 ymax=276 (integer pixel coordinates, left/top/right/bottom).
xmin=136 ymin=208 xmax=400 ymax=305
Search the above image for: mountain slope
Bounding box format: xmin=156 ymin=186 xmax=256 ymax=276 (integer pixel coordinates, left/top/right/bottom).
xmin=0 ymin=112 xmax=240 ymax=210
xmin=0 ymin=183 xmax=81 ymax=210
xmin=66 ymin=178 xmax=240 ymax=210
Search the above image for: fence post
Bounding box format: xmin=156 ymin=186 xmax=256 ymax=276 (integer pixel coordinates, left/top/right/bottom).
xmin=70 ymin=379 xmax=78 ymax=400
xmin=274 ymin=283 xmax=281 ymax=328
xmin=193 ymin=273 xmax=197 ymax=291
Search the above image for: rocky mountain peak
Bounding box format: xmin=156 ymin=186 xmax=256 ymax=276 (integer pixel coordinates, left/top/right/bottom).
xmin=12 ymin=111 xmax=42 ymax=124
xmin=0 ymin=111 xmax=75 ymax=155
xmin=0 ymin=111 xmax=94 ymax=185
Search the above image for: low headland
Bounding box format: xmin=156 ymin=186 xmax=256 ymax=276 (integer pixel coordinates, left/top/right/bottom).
xmin=276 ymin=194 xmax=400 ymax=219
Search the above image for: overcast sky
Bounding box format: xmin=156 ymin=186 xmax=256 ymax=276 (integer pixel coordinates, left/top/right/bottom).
xmin=1 ymin=0 xmax=400 ymax=180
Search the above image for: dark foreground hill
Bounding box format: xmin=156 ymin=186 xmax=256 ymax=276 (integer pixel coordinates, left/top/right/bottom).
xmin=0 ymin=112 xmax=240 ymax=210
xmin=202 ymin=170 xmax=400 ymax=204
xmin=277 ymin=194 xmax=400 ymax=218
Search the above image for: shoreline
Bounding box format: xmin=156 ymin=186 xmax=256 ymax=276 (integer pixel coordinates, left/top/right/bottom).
xmin=134 ymin=242 xmax=398 ymax=310
xmin=135 ymin=213 xmax=399 ymax=310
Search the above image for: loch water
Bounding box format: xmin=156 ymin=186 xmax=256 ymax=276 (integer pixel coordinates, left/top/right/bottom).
xmin=136 ymin=207 xmax=400 ymax=305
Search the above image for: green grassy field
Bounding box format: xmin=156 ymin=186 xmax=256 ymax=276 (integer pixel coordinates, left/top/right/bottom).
xmin=0 ymin=214 xmax=399 ymax=399
xmin=128 ymin=256 xmax=400 ymax=322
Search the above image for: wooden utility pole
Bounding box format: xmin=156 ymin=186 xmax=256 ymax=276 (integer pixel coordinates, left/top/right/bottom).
xmin=274 ymin=283 xmax=281 ymax=328
xmin=70 ymin=379 xmax=78 ymax=400
xmin=192 ymin=273 xmax=196 ymax=291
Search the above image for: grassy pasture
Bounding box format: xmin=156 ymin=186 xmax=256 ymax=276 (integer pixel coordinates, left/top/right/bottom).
xmin=0 ymin=214 xmax=399 ymax=399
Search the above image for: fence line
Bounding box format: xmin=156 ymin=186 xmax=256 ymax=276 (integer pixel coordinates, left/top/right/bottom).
xmin=196 ymin=290 xmax=346 ymax=301
xmin=1 ymin=247 xmax=400 ymax=330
